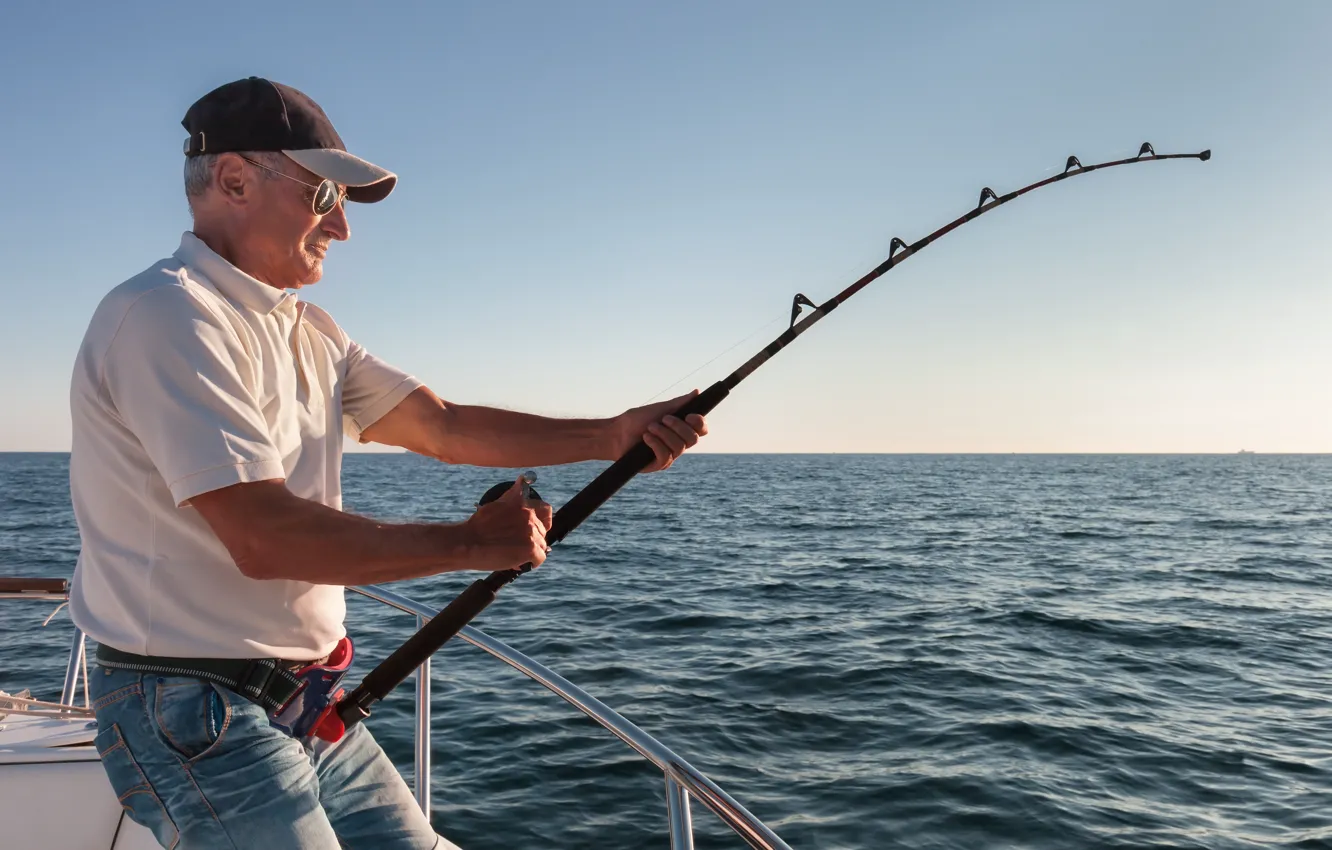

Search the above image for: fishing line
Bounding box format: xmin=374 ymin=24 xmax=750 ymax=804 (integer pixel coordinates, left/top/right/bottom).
xmin=642 ymin=312 xmax=787 ymax=405
xmin=644 ymin=244 xmax=896 ymax=405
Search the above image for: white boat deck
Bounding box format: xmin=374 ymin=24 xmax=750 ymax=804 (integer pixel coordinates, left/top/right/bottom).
xmin=0 ymin=712 xmax=159 ymax=848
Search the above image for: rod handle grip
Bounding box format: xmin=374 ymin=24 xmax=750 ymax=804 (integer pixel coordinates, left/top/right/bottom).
xmin=336 ymin=577 xmax=499 ymax=729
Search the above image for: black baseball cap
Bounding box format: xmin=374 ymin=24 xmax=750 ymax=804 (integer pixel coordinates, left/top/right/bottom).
xmin=182 ymin=77 xmax=396 ymax=203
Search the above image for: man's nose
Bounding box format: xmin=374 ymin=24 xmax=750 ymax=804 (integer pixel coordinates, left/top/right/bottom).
xmin=323 ymin=200 xmax=351 ymax=241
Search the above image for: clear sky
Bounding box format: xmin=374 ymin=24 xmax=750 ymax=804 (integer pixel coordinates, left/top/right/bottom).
xmin=0 ymin=1 xmax=1327 ymax=453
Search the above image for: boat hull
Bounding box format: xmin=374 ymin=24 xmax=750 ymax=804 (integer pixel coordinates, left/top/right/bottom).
xmin=0 ymin=714 xmax=159 ymax=848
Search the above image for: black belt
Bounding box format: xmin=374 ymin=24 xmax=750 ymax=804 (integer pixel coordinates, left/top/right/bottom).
xmin=95 ymin=645 xmax=306 ymax=712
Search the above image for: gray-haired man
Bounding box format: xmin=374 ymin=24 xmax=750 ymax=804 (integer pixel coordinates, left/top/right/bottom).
xmin=70 ymin=77 xmax=706 ymax=848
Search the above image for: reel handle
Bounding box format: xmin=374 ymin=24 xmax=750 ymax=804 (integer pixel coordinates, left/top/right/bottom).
xmin=477 ymin=470 xmax=542 ymax=507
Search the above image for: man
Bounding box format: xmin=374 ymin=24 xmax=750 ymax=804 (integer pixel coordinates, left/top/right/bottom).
xmin=68 ymin=77 xmax=707 ymax=849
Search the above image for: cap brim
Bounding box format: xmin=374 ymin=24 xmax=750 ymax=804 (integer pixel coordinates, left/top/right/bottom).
xmin=282 ymin=148 xmax=397 ymax=203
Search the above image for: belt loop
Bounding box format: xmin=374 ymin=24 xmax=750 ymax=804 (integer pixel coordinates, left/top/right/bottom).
xmin=238 ymin=659 xmax=276 ymax=700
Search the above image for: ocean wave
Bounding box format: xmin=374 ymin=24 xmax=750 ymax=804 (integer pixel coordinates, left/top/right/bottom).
xmin=991 ymin=609 xmax=1247 ymax=650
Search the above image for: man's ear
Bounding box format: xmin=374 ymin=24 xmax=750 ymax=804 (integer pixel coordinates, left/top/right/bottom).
xmin=213 ymin=153 xmax=252 ymax=208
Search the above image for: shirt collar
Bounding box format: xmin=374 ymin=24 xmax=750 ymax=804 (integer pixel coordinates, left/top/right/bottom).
xmin=174 ymin=232 xmax=297 ymax=316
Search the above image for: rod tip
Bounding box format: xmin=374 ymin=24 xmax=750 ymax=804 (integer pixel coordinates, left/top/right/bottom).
xmin=1199 ymin=149 xmax=1212 ymax=161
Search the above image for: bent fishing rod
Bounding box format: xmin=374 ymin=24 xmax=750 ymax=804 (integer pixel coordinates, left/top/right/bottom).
xmin=312 ymin=141 xmax=1211 ymax=741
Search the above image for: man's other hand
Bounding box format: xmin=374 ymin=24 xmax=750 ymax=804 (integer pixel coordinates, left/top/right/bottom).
xmin=612 ymin=390 xmax=709 ymax=472
xmin=463 ymin=475 xmax=554 ymax=572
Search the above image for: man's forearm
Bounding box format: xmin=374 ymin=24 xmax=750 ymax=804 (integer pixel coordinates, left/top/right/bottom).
xmin=433 ymin=404 xmax=617 ymax=467
xmin=193 ymin=481 xmax=477 ymax=585
xmin=360 ymin=388 xmax=622 ymax=468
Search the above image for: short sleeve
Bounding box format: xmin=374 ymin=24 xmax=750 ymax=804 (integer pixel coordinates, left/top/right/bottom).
xmin=341 ymin=339 xmax=423 ymax=442
xmin=101 ymin=287 xmax=285 ymax=506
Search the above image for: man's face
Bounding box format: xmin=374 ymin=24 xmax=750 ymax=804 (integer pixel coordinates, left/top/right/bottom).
xmin=239 ymin=157 xmax=350 ymax=289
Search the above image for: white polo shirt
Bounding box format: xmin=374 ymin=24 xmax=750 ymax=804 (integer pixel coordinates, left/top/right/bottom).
xmin=68 ymin=232 xmax=422 ymax=659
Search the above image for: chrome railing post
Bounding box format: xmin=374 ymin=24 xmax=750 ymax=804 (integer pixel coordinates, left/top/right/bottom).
xmin=59 ymin=627 xmax=86 ymax=711
xmin=666 ymin=776 xmax=695 ymax=850
xmin=414 ymin=614 xmax=432 ymax=820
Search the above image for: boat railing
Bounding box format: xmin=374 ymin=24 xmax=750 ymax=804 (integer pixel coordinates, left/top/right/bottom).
xmin=1 ymin=580 xmax=792 ymax=850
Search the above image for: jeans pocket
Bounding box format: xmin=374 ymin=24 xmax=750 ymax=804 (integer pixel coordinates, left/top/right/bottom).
xmin=150 ymin=677 xmax=230 ymax=762
xmin=95 ymin=721 xmax=180 ymax=849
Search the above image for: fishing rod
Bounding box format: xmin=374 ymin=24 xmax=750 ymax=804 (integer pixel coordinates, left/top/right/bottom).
xmin=309 ymin=142 xmax=1211 ymax=741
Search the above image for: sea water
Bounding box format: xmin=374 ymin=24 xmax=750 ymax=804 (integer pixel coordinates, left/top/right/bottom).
xmin=2 ymin=453 xmax=1329 ymax=849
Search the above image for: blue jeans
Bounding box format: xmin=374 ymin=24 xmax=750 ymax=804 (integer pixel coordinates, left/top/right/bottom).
xmin=90 ymin=664 xmax=451 ymax=849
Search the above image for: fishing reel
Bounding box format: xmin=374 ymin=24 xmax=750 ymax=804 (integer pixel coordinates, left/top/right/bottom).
xmin=476 ymin=470 xmax=542 ymax=508
xmin=476 ymin=471 xmax=547 ymax=578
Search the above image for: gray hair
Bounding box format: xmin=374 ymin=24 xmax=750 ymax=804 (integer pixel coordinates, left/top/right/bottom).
xmin=184 ymin=151 xmax=284 ymax=204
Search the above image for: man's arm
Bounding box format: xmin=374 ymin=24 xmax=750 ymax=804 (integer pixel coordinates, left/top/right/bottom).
xmin=190 ymin=477 xmax=552 ymax=585
xmin=359 ymin=387 xmax=617 ymax=467
xmin=360 ymin=386 xmax=707 ymax=470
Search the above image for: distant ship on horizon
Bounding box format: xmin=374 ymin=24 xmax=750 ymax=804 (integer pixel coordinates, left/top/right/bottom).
xmin=1238 ymin=449 xmax=1256 ymax=455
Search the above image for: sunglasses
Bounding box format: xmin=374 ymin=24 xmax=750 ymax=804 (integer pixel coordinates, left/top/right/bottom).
xmin=238 ymin=155 xmax=348 ymax=216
